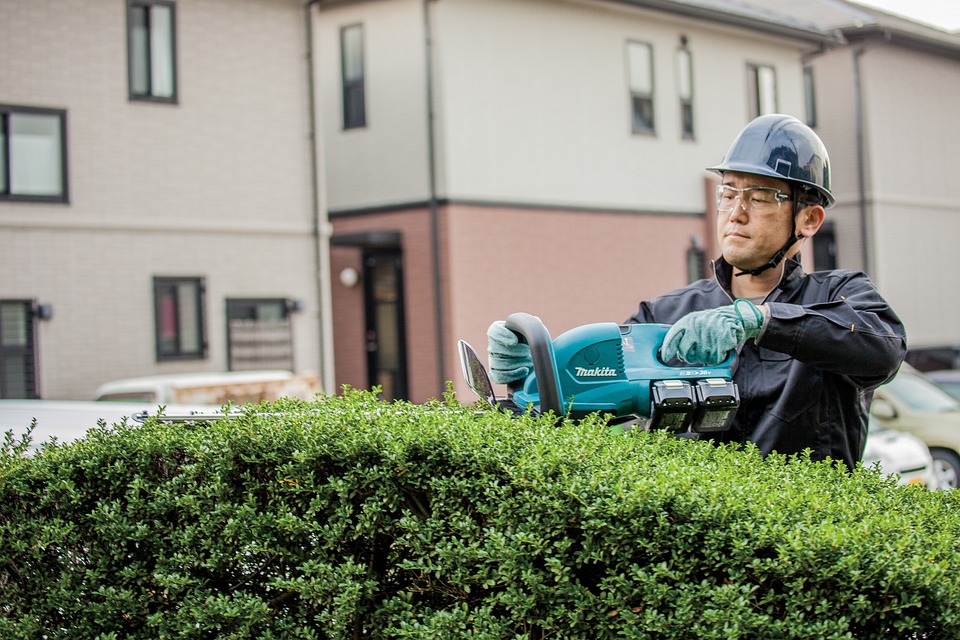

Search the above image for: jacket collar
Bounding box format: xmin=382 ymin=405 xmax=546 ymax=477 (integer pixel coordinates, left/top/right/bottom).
xmin=713 ymin=256 xmax=805 ymax=300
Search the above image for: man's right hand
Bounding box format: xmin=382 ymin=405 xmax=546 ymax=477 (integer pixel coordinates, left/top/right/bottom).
xmin=487 ymin=320 xmax=533 ymax=384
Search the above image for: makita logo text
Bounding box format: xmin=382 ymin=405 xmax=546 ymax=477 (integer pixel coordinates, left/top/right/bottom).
xmin=575 ymin=366 xmax=617 ymax=377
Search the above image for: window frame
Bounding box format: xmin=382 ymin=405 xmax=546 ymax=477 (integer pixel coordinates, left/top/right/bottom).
xmin=0 ymin=104 xmax=69 ymax=204
xmin=0 ymin=300 xmax=40 ymax=399
xmin=803 ymin=66 xmax=817 ymax=127
xmin=126 ymin=0 xmax=178 ymax=104
xmin=153 ymin=276 xmax=207 ymax=362
xmin=676 ymin=45 xmax=694 ymax=140
xmin=747 ymin=63 xmax=777 ymax=119
xmin=340 ymin=23 xmax=367 ymax=130
xmin=626 ymin=40 xmax=656 ymax=136
xmin=225 ymin=298 xmax=295 ymax=372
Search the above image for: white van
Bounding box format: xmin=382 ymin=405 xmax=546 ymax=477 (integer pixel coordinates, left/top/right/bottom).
xmin=94 ymin=370 xmax=321 ymax=405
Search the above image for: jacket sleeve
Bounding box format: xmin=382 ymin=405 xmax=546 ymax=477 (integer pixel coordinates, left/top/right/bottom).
xmin=758 ymin=272 xmax=906 ymax=390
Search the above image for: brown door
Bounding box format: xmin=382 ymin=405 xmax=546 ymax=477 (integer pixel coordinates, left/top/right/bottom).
xmin=363 ymin=250 xmax=408 ymax=400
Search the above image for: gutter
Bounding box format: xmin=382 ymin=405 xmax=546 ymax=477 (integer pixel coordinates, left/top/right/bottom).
xmin=305 ymin=0 xmax=337 ymax=394
xmin=852 ymin=45 xmax=870 ymax=276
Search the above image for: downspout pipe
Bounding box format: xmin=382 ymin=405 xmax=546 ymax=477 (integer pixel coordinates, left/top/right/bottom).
xmin=306 ymin=0 xmax=336 ymax=394
xmin=423 ymin=0 xmax=447 ymax=393
xmin=853 ymin=45 xmax=871 ymax=276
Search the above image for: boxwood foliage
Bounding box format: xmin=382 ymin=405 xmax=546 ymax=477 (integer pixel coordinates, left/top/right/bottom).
xmin=2 ymin=388 xmax=960 ymax=639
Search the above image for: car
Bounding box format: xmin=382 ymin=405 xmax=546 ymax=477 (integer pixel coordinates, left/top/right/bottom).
xmin=862 ymin=418 xmax=937 ymax=489
xmin=871 ymin=364 xmax=960 ymax=489
xmin=922 ymin=369 xmax=960 ymax=403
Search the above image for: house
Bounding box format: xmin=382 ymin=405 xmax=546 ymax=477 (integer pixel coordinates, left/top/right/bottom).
xmin=1 ymin=0 xmax=332 ymax=399
xmin=13 ymin=0 xmax=943 ymax=406
xmin=773 ymin=0 xmax=960 ymax=362
xmin=313 ymin=0 xmax=840 ymax=402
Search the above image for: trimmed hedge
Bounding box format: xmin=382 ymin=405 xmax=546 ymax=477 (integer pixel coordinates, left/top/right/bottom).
xmin=2 ymin=388 xmax=960 ymax=639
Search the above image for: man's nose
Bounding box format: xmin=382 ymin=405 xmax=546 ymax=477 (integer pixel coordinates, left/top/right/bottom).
xmin=728 ymin=196 xmax=749 ymax=221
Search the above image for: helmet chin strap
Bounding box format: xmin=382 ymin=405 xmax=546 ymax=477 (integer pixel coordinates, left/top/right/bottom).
xmin=734 ymin=232 xmax=801 ymax=277
xmin=734 ymin=199 xmax=804 ymax=278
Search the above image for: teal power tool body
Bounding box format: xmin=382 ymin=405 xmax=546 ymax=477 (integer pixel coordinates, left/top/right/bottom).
xmin=459 ymin=312 xmax=740 ymax=435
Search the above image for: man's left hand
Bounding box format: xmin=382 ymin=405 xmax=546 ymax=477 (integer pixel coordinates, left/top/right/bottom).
xmin=660 ymin=299 xmax=765 ymax=366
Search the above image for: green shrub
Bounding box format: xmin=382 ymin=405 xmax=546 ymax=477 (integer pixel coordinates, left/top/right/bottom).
xmin=2 ymin=388 xmax=960 ymax=639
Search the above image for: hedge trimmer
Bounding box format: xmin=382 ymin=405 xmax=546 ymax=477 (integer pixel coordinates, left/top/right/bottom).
xmin=459 ymin=312 xmax=739 ymax=435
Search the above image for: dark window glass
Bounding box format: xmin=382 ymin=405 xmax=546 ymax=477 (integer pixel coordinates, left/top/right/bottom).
xmin=341 ymin=24 xmax=366 ymax=129
xmin=803 ymin=66 xmax=817 ymax=127
xmin=154 ymin=277 xmax=206 ymax=360
xmin=627 ymin=41 xmax=655 ymax=135
xmin=747 ymin=63 xmax=777 ymax=119
xmin=0 ymin=301 xmax=38 ymax=399
xmin=677 ymin=47 xmax=694 ymax=139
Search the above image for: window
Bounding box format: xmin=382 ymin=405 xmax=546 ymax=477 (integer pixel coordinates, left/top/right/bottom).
xmin=676 ymin=46 xmax=694 ymax=139
xmin=627 ymin=41 xmax=655 ymax=135
xmin=686 ymin=238 xmax=705 ymax=283
xmin=747 ymin=64 xmax=777 ymax=118
xmin=0 ymin=105 xmax=68 ymax=203
xmin=0 ymin=301 xmax=39 ymax=399
xmin=341 ymin=24 xmax=366 ymax=129
xmin=154 ymin=277 xmax=206 ymax=361
xmin=127 ymin=0 xmax=177 ymax=102
xmin=813 ymin=220 xmax=836 ymax=270
xmin=226 ymin=299 xmax=294 ymax=371
xmin=803 ymin=66 xmax=817 ymax=127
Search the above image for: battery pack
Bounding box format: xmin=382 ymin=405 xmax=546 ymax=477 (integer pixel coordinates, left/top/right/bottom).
xmin=691 ymin=378 xmax=739 ymax=432
xmin=649 ymin=380 xmax=695 ymax=433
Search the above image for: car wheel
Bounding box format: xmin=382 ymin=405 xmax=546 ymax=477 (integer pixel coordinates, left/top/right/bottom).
xmin=930 ymin=448 xmax=960 ymax=490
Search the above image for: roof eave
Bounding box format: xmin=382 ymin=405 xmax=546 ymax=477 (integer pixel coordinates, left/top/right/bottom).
xmin=608 ymin=0 xmax=845 ymax=48
xmin=841 ymin=24 xmax=960 ymax=57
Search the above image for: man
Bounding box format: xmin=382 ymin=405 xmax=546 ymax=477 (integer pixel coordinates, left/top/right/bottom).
xmin=488 ymin=114 xmax=906 ymax=469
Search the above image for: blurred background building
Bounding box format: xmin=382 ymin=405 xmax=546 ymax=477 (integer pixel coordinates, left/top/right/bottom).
xmin=2 ymin=0 xmax=958 ymax=402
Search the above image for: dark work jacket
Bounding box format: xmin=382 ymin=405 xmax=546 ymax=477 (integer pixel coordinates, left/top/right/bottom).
xmin=625 ymin=257 xmax=907 ymax=469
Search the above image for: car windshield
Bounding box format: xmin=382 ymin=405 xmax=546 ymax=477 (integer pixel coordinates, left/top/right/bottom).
xmin=885 ymin=372 xmax=960 ymax=412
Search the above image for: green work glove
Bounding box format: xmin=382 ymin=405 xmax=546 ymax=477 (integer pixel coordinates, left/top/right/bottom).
xmin=487 ymin=320 xmax=533 ymax=384
xmin=660 ymin=299 xmax=764 ymax=366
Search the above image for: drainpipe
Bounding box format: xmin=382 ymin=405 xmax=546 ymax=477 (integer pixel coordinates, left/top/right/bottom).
xmin=305 ymin=0 xmax=336 ymax=394
xmin=852 ymin=45 xmax=871 ymax=276
xmin=423 ymin=0 xmax=446 ymax=393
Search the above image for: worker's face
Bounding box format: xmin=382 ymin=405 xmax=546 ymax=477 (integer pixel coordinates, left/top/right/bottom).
xmin=716 ymin=171 xmax=796 ymax=272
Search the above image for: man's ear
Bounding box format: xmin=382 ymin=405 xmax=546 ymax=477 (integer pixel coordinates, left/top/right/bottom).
xmin=796 ymin=204 xmax=825 ymax=238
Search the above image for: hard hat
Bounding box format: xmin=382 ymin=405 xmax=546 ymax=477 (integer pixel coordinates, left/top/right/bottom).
xmin=708 ymin=114 xmax=834 ymax=208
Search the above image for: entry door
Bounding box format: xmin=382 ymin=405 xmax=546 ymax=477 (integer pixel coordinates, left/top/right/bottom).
xmin=363 ymin=250 xmax=408 ymax=401
xmin=0 ymin=301 xmax=39 ymax=399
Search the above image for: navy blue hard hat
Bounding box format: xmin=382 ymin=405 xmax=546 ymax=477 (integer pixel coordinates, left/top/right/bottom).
xmin=708 ymin=114 xmax=834 ymax=207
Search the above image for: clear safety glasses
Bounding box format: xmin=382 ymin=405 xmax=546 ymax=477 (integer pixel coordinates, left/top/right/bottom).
xmin=716 ymin=184 xmax=791 ymax=215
